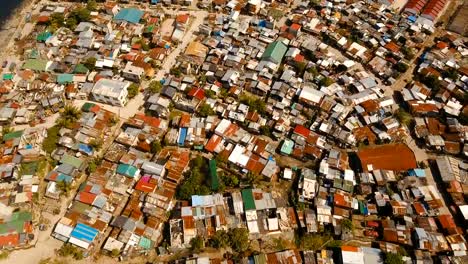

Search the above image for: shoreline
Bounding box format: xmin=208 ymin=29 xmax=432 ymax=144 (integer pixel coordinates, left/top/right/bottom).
xmin=0 ymin=0 xmax=37 ymax=56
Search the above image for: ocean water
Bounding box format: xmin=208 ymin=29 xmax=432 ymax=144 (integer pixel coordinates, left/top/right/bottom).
xmin=0 ymin=0 xmax=23 ymax=27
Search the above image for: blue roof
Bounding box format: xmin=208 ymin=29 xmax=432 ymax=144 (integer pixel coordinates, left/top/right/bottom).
xmin=71 ymin=223 xmax=98 ymax=243
xmin=57 ymin=173 xmax=73 ymax=183
xmin=409 ymin=168 xmax=426 ymax=177
xmin=178 ymin=128 xmax=187 ymax=146
xmin=78 ymin=143 xmax=93 ymax=155
xmin=114 ymin=8 xmax=144 ymax=24
xmin=116 ymin=164 xmax=138 ymax=177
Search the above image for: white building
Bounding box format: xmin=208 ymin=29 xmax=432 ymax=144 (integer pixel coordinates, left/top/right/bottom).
xmin=91 ymin=78 xmax=129 ymax=107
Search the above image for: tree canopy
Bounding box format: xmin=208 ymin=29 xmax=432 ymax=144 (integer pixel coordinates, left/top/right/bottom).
xmin=127 ymin=83 xmax=140 ymax=98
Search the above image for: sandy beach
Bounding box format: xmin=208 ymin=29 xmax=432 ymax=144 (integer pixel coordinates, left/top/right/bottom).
xmin=0 ymin=0 xmax=36 ymax=56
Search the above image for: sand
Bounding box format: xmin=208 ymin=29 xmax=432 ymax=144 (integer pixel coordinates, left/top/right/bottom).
xmin=0 ymin=0 xmax=36 ymax=57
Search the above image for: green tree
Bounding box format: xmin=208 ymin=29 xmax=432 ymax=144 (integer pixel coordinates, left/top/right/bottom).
xmin=259 ymin=125 xmax=273 ymax=138
xmin=221 ymin=173 xmax=239 ymax=187
xmin=341 ymin=219 xmax=354 ymax=231
xmin=394 ymin=108 xmax=413 ymax=126
xmin=86 ymin=0 xmax=98 ymax=11
xmin=127 ymin=83 xmax=140 ymax=99
xmin=384 ymin=253 xmax=404 ymax=264
xmin=147 ymin=81 xmax=162 ymax=94
xmin=88 ymin=138 xmax=103 ymax=151
xmin=190 ymin=236 xmax=204 ymax=252
xmin=394 ymin=62 xmax=409 ymax=73
xmin=150 ymin=140 xmax=162 ymax=154
xmin=240 ymin=94 xmax=266 ymax=115
xmin=42 ymin=126 xmax=60 ymax=154
xmin=56 ymin=180 xmax=72 ymax=197
xmin=83 ymin=57 xmax=97 ymax=71
xmin=208 ymin=230 xmax=230 ymax=249
xmin=198 ymin=103 xmax=215 ymax=117
xmin=110 ymin=249 xmax=120 ymax=257
xmin=319 ymin=77 xmax=334 ymax=87
xmin=228 ymin=228 xmax=249 ymax=253
xmin=56 ymin=105 xmax=82 ymax=128
xmin=308 ymin=66 xmax=319 ymax=76
xmin=170 ymin=67 xmax=182 ymax=77
xmin=49 ymin=13 xmax=65 ymax=31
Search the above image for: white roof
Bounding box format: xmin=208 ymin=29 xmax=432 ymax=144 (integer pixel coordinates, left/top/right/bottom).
xmin=92 ymin=78 xmax=129 ymax=98
xmin=460 ymin=205 xmax=468 ymax=220
xmin=299 ymin=86 xmax=324 ymax=104
xmin=54 ymin=222 xmax=74 ymax=239
xmin=342 ymin=247 xmax=364 ymax=264
xmin=69 ymin=236 xmax=91 ymax=249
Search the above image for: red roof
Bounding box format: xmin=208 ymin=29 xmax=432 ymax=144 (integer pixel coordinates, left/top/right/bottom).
xmin=78 ymin=192 xmax=97 ymax=205
xmin=135 ymin=180 xmax=156 ymax=193
xmin=0 ymin=233 xmax=19 ymax=247
xmin=290 ymin=23 xmax=301 ymax=31
xmin=205 ymin=134 xmax=222 ymax=152
xmin=438 ymin=215 xmax=456 ymax=229
xmin=176 ymin=14 xmax=189 ymax=24
xmin=187 ymin=87 xmax=205 ymax=100
xmin=293 ymin=125 xmax=310 ymax=138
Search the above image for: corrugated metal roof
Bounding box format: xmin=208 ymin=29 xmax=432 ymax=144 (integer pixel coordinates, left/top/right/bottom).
xmin=70 ymin=223 xmax=98 ymax=243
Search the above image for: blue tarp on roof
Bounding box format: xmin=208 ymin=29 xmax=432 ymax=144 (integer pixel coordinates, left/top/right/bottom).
xmin=408 ymin=16 xmax=417 ymax=23
xmin=71 ymin=223 xmax=98 ymax=243
xmin=408 ymin=168 xmax=426 ymax=177
xmin=178 ymin=128 xmax=187 ymax=146
xmin=78 ymin=144 xmax=93 ymax=155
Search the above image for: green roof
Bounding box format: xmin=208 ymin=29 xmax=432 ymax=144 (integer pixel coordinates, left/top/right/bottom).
xmin=262 ymin=41 xmax=287 ymax=64
xmin=280 ymin=139 xmax=294 ymax=155
xmin=114 ymin=8 xmax=144 ymax=24
xmin=3 ymin=73 xmax=14 ymax=80
xmin=0 ymin=211 xmax=32 ymax=234
xmin=209 ymin=159 xmax=219 ymax=191
xmin=37 ymin=32 xmax=52 ymax=42
xmin=241 ymin=189 xmax=256 ymax=211
xmin=139 ymin=236 xmax=153 ymax=249
xmin=73 ymin=64 xmax=89 ymax=74
xmin=22 ymin=59 xmax=49 ymax=72
xmin=57 ymin=73 xmax=74 ymax=84
xmin=117 ymin=164 xmax=138 ymax=177
xmin=60 ymin=154 xmax=84 ymax=169
xmin=81 ymin=102 xmax=96 ymax=112
xmin=3 ymin=130 xmax=23 ymax=141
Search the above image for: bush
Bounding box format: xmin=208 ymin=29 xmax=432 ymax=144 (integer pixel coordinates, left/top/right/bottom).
xmin=384 ymin=252 xmax=404 ymax=264
xmin=58 ymin=243 xmax=84 ymax=260
xmin=300 ymin=233 xmax=334 ymax=251
xmin=190 ymin=236 xmax=204 ymax=253
xmin=240 ymin=94 xmax=266 ymax=115
xmin=83 ymin=57 xmax=97 ymax=72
